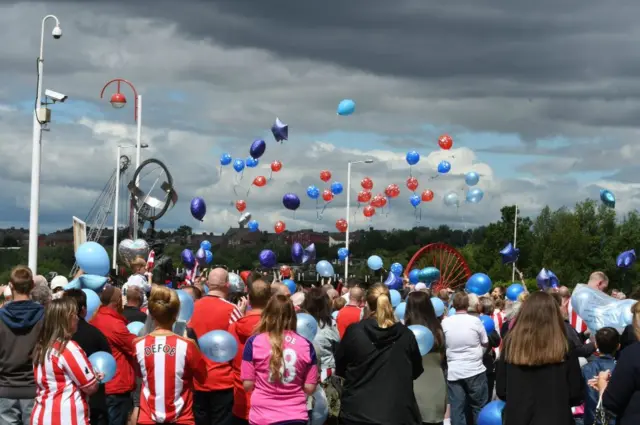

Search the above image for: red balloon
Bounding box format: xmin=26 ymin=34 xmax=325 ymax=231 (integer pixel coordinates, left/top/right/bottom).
xmin=274 ymin=220 xmax=286 ymax=234
xmin=361 ymin=177 xmax=373 ymax=190
xmin=322 ymin=189 xmax=334 ymax=202
xmin=438 ymin=134 xmax=453 ymax=150
xmin=240 ymin=270 xmax=251 ymax=283
xmin=363 ymin=205 xmax=376 ymax=217
xmin=280 ymin=265 xmax=291 ymax=278
xmin=357 ymin=190 xmax=372 ymax=203
xmin=385 ymin=184 xmax=400 ymax=199
xmin=421 ymin=189 xmax=434 ymax=202
xmin=406 ymin=177 xmax=419 ymax=192
xmin=320 ymin=170 xmax=332 ymax=182
xmin=370 ymin=194 xmax=384 ymax=208
xmin=335 ymin=218 xmax=348 ymax=233
xmin=379 ymin=196 xmax=388 ymax=207
xmin=271 ymin=160 xmax=282 ymax=172
xmin=235 ymin=200 xmax=246 ymax=212
xmin=253 ymin=176 xmax=267 ymax=187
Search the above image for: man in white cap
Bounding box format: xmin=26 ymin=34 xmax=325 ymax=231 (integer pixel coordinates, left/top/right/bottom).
xmin=50 ymin=275 xmax=68 ymax=299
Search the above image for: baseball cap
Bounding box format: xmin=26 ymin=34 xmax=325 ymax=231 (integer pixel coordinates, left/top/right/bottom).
xmin=50 ymin=275 xmax=68 ymax=291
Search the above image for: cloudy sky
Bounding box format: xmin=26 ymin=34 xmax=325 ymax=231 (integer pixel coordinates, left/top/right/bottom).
xmin=2 ymin=0 xmax=640 ymax=236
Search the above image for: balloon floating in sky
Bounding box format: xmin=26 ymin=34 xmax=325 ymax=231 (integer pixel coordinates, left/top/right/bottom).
xmin=410 ymin=194 xmax=421 ymax=208
xmin=190 ymin=197 xmax=206 ymax=221
xmin=271 ymin=118 xmax=288 ymax=142
xmin=358 ymin=190 xmax=372 ymax=203
xmin=421 ymin=190 xmax=434 ymax=202
xmin=307 ymin=185 xmax=320 ymax=200
xmin=248 ymin=220 xmax=259 ymax=232
xmin=499 ymin=242 xmax=519 ymax=265
xmin=361 ymin=177 xmax=373 ymax=190
xmin=444 ymin=191 xmax=459 ymax=207
xmin=274 ymin=220 xmax=286 ymax=234
xmin=337 ymin=247 xmax=349 ymax=261
xmin=406 ymin=177 xmax=419 ymax=192
xmin=363 ymin=205 xmax=375 ymax=217
xmin=335 ymin=218 xmax=348 ymax=233
xmin=337 ymin=99 xmax=356 ymax=116
xmin=246 ymin=157 xmax=259 ymax=168
xmin=331 ymin=182 xmax=344 ymax=195
xmin=282 ymin=193 xmax=301 ymax=211
xmin=466 ymin=188 xmax=484 ymax=203
xmin=249 ymin=139 xmax=266 ymax=159
xmin=320 ymin=170 xmax=332 ymax=182
xmin=238 ymin=212 xmax=252 ymax=226
xmin=233 ymin=159 xmax=245 ymax=173
xmin=259 ymin=249 xmax=277 ymax=268
xmin=406 ymin=151 xmax=420 ymax=166
xmin=253 ymin=176 xmax=267 ymax=187
xmin=367 ymin=255 xmax=383 ymax=271
xmin=465 ymin=171 xmax=480 ymax=186
xmin=600 ymin=189 xmax=615 ymax=208
xmin=617 ymin=249 xmax=636 ymax=269
xmin=322 ymin=190 xmax=334 ymax=202
xmin=271 ymin=160 xmax=282 ymax=173
xmin=438 ymin=134 xmax=453 ymax=150
xmin=220 ymin=153 xmax=232 ymax=166
xmin=437 ymin=161 xmax=451 ymax=174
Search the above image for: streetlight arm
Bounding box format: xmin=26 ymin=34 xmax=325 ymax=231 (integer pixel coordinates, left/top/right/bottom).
xmin=39 ymin=15 xmax=60 ymax=59
xmin=100 ymin=78 xmax=139 ymax=121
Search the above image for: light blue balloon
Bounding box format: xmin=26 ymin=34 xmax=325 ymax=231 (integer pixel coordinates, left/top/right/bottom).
xmin=200 ymin=240 xmax=212 ymax=251
xmin=64 ymin=278 xmax=81 ymax=291
xmin=233 ymin=159 xmax=245 ymax=172
xmin=408 ymin=269 xmax=420 ymax=284
xmin=248 ymin=220 xmax=259 ymax=232
xmin=202 ymin=284 xmax=209 ymax=295
xmin=79 ymin=274 xmax=108 ymax=292
xmin=176 ymin=289 xmax=195 ymax=322
xmin=220 ymin=153 xmax=232 ymax=166
xmin=449 ymin=307 xmax=456 ymax=316
xmin=283 ymin=279 xmax=297 ymax=294
xmin=390 ymin=262 xmax=404 ymax=276
xmin=246 ymin=157 xmax=259 ymax=168
xmin=337 ymin=99 xmax=356 ymax=116
xmin=337 ymin=248 xmax=349 ymax=261
xmin=466 ymin=188 xmax=484 ymax=203
xmin=82 ymin=289 xmax=100 ymax=320
xmin=395 ymin=302 xmax=407 ymax=321
xmin=330 ymin=181 xmax=344 ymax=195
xmin=437 ymin=160 xmax=451 ymax=174
xmin=444 ymin=191 xmax=460 ymax=207
xmin=406 ymin=150 xmax=420 ymax=166
xmin=297 ymin=313 xmax=319 ymax=341
xmin=76 ymin=242 xmax=110 ymax=276
xmin=310 ymin=386 xmax=329 ymax=425
xmin=199 ymin=330 xmax=238 ymax=362
xmin=408 ymin=324 xmax=435 ymax=356
xmin=389 ymin=289 xmax=401 ymax=307
xmin=331 ymin=311 xmax=339 ymax=321
xmin=431 ymin=297 xmax=445 ymax=317
xmin=307 ymin=185 xmax=320 ymax=200
xmin=205 ymin=250 xmax=213 ymax=264
xmin=465 ymin=171 xmax=480 ymax=186
xmin=367 ymin=255 xmax=383 ymax=271
xmin=88 ymin=351 xmax=116 ymax=383
xmin=410 ymin=195 xmax=421 ymax=208
xmin=316 ymin=260 xmax=334 ymax=278
xmin=127 ymin=321 xmax=145 ymax=336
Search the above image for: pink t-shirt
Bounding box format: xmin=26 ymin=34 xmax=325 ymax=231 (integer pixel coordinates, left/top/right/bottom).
xmin=241 ymin=330 xmax=318 ymax=425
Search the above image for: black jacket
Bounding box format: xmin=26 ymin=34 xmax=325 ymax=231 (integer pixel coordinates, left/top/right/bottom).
xmin=335 ymin=318 xmax=423 ymax=425
xmin=122 ymin=306 xmax=147 ymax=324
xmin=72 ymin=318 xmax=112 ymax=411
xmin=563 ymin=320 xmax=596 ymax=358
xmin=603 ymin=342 xmax=640 ymax=425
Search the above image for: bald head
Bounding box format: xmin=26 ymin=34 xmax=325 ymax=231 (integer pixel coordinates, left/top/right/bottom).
xmin=207 ymin=268 xmax=229 ymax=292
xmin=348 ymin=286 xmax=364 ymax=305
xmin=588 ymin=271 xmax=609 ymax=292
xmin=249 ymin=279 xmax=270 ymax=309
xmin=271 ymin=282 xmax=291 ymax=296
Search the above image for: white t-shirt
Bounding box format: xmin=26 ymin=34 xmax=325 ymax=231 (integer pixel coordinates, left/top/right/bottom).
xmin=442 ymin=313 xmax=488 ymax=381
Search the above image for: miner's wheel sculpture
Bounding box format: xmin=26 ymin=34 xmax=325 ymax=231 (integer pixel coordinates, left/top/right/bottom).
xmin=405 ymin=242 xmax=472 ymax=292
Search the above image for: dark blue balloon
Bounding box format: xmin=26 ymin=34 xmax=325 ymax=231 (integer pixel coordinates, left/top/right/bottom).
xmin=505 ymin=283 xmax=524 ymax=301
xmin=330 ymin=182 xmax=343 ymax=195
xmin=233 ymin=159 xmax=245 ymax=173
xmin=181 ymin=249 xmax=195 ymax=268
xmin=384 ymin=271 xmax=402 ymax=290
xmin=259 ymin=249 xmax=277 ymax=268
xmin=536 ymin=268 xmax=559 ymax=290
xmin=190 ymin=197 xmax=206 ymax=221
xmin=220 ymin=153 xmax=232 ymax=166
xmin=406 ymin=151 xmax=420 ymax=166
xmin=271 ymin=118 xmax=288 ymax=142
xmin=617 ymin=249 xmax=637 ymax=269
xmin=479 ymin=315 xmax=495 ymax=333
xmin=306 ymin=185 xmax=320 ymax=200
xmin=249 ymin=139 xmax=266 ymax=159
xmin=291 ymin=242 xmax=304 ymax=264
xmin=248 ymin=220 xmax=259 ymax=232
xmin=195 ymin=248 xmax=207 ymax=266
xmin=246 ymin=157 xmax=259 ymax=168
xmin=408 ymin=269 xmax=420 ymax=284
xmin=466 ymin=273 xmax=492 ymax=295
xmin=410 ymin=194 xmax=421 ymax=208
xmin=499 ymin=242 xmax=519 ymax=265
xmin=390 ymin=262 xmax=403 ymax=276
xmin=302 ymin=244 xmax=316 ymax=265
xmin=283 ymin=193 xmax=301 ymax=211
xmin=437 ymin=160 xmax=451 ymax=174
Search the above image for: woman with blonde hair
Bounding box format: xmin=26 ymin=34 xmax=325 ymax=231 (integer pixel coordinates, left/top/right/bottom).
xmin=242 ymin=294 xmax=319 ymax=425
xmin=335 ymin=283 xmax=423 ymax=425
xmin=134 ymin=286 xmax=207 ymax=425
xmin=31 ymin=298 xmax=102 ymax=425
xmin=496 ymin=291 xmax=583 ymax=425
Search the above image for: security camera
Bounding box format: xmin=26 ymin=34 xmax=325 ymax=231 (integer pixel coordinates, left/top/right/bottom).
xmin=45 ymin=89 xmax=68 ymax=103
xmin=52 ymin=26 xmax=62 ymax=39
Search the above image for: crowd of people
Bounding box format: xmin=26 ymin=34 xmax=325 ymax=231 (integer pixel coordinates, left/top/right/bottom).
xmin=1 ymin=263 xmax=640 ymax=425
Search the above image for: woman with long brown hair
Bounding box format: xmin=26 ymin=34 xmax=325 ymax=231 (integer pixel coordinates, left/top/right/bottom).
xmin=31 ymin=298 xmax=102 ymax=425
xmin=496 ymin=291 xmax=583 ymax=425
xmin=301 ymin=287 xmax=340 ymax=382
xmin=335 ymin=283 xmax=423 ymax=425
xmin=242 ymin=294 xmax=319 ymax=425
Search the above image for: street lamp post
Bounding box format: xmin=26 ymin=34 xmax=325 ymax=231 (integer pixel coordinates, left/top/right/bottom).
xmin=100 ymin=79 xmax=142 ymax=238
xmin=28 ymin=15 xmax=62 ymax=274
xmin=344 ymin=159 xmax=374 ymax=280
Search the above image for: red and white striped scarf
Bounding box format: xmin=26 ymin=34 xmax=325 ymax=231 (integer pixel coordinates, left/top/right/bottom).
xmin=146 ymin=250 xmax=156 ymax=271
xmin=567 ymin=301 xmax=588 ymax=333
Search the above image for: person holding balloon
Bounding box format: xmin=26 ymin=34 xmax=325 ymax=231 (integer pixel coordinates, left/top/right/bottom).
xmin=31 ymin=298 xmax=104 ymax=425
xmin=134 ymin=286 xmax=207 ymax=425
xmin=241 ymin=294 xmax=319 ymax=425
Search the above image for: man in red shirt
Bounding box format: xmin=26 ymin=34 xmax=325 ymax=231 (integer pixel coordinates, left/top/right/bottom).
xmin=91 ymin=285 xmax=137 ymax=425
xmin=189 ymin=268 xmax=243 ymax=425
xmin=336 ymin=286 xmax=365 ymax=339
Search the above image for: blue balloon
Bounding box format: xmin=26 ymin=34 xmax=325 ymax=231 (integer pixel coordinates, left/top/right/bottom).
xmin=271 ymin=118 xmax=288 ymax=142
xmin=79 ymin=275 xmax=108 ymax=292
xmin=249 ymin=139 xmax=266 ymax=159
xmin=448 ymin=307 xmax=456 ymax=316
xmin=83 ymin=289 xmax=100 ymax=320
xmin=337 ymin=99 xmax=356 ymax=116
xmin=291 ymin=243 xmax=304 ymax=264
xmin=220 ymin=153 xmax=232 ymax=166
xmin=478 ymin=400 xmax=506 ymax=425
xmin=233 ymin=159 xmax=245 ymax=173
xmin=367 ymin=255 xmax=383 ymax=271
xmin=499 ymin=242 xmax=519 ymax=265
xmin=419 ymin=267 xmax=440 ymax=284
xmin=297 ymin=313 xmax=319 ymax=341
xmin=331 ymin=311 xmax=339 ymax=321
xmin=205 ymin=250 xmax=213 ymax=265
xmin=506 ymin=283 xmax=525 ymax=301
xmin=330 ymin=182 xmax=343 ymax=195
xmin=302 ymin=244 xmax=316 ymax=265
xmin=437 ymin=160 xmax=451 ymax=174
xmin=480 ymin=314 xmax=495 ymax=334
xmin=127 ymin=321 xmax=145 ymax=336
xmin=406 ymin=151 xmax=420 ymax=166
xmin=410 ymin=194 xmax=421 ymax=208
xmin=337 ymin=248 xmax=349 ymax=261
xmin=199 ymin=330 xmax=238 ymax=362
xmin=200 ymin=240 xmax=212 ymax=251
xmin=246 ymin=157 xmax=259 ymax=168
xmin=181 ymin=249 xmax=195 ymax=268
xmin=259 ymin=249 xmax=277 ymax=268
xmin=465 ymin=171 xmax=480 ymax=186
xmin=466 ymin=188 xmax=484 ymax=203
xmin=389 ymin=289 xmax=401 ymax=307
xmin=408 ymin=325 xmax=435 ymax=356
xmin=306 ymin=185 xmax=320 ymax=200
xmin=444 ymin=191 xmax=460 ymax=207
xmin=466 ymin=273 xmax=492 ymax=295
xmin=195 ymin=248 xmax=207 ymax=267
xmin=395 ymin=302 xmax=407 ymax=321
xmin=283 ymin=279 xmax=297 ymax=294
xmin=390 ymin=262 xmax=404 ymax=276
xmin=600 ymin=189 xmax=615 ymax=208
xmin=190 ymin=197 xmax=207 ymax=221
xmin=536 ymin=268 xmax=559 ymax=290
xmin=248 ymin=220 xmax=259 ymax=232
xmin=76 ymin=242 xmax=110 ymax=276
xmin=88 ymin=351 xmax=116 ymax=383
xmin=431 ymin=297 xmax=445 ymax=317
xmin=176 ymin=289 xmax=195 ymax=322
xmin=316 ymin=260 xmax=334 ymax=278
xmin=63 ymin=278 xmax=81 ymax=291
xmin=617 ymin=249 xmax=637 ymax=269
xmin=384 ymin=271 xmax=402 ymax=290
xmin=408 ymin=269 xmax=420 ymax=284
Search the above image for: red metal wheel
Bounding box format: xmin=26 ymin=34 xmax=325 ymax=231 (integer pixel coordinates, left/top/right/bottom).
xmin=405 ymin=242 xmax=471 ymax=291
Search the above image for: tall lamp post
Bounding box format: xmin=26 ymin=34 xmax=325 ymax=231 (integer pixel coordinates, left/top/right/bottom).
xmin=344 ymin=159 xmax=374 ymax=280
xmin=112 ymin=143 xmax=149 ymax=270
xmin=28 ymin=15 xmax=62 ymax=274
xmin=100 ymin=79 xmax=143 ymax=238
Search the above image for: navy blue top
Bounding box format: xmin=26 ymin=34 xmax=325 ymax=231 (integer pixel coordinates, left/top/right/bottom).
xmin=582 ymin=354 xmax=616 ymax=425
xmin=603 ymin=342 xmax=640 ymax=425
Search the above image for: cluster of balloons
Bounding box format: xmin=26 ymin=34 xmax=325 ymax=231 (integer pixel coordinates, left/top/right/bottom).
xmin=181 ymin=240 xmax=214 ymax=269
xmin=306 ymin=170 xmax=345 ymax=215
xmin=292 ymin=243 xmax=316 ymax=265
xmin=463 ymin=171 xmax=484 ymax=204
xmin=407 ymin=267 xmax=441 ymax=286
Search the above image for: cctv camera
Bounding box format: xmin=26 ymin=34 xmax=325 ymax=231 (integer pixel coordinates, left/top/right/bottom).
xmin=45 ymin=89 xmax=68 ymax=103
xmin=52 ymin=26 xmax=62 ymax=39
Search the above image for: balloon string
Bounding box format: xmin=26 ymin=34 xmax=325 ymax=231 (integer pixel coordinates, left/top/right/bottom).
xmin=320 ymin=200 xmax=332 ymax=216
xmin=269 ymin=170 xmax=273 ymax=180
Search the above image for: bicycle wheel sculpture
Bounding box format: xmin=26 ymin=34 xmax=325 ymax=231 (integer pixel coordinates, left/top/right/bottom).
xmin=128 ymin=158 xmax=178 ymax=231
xmin=405 ymin=242 xmax=471 ymax=292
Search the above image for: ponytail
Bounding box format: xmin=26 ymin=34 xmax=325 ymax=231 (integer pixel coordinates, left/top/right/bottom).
xmin=366 ymin=283 xmax=397 ymax=329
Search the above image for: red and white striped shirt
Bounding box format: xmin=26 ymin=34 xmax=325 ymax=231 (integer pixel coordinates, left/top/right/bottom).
xmin=491 ymin=310 xmax=505 ymax=358
xmin=31 ymin=340 xmax=96 ymax=425
xmin=146 ymin=250 xmax=156 ymax=271
xmin=135 ymin=334 xmax=207 ymax=425
xmin=567 ymin=302 xmax=588 ymax=333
